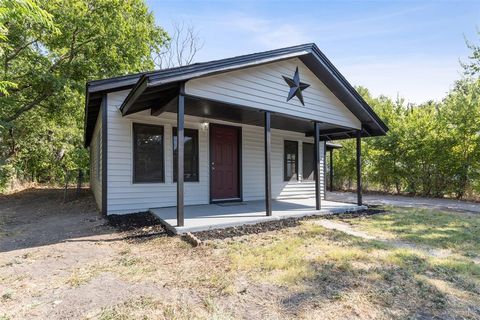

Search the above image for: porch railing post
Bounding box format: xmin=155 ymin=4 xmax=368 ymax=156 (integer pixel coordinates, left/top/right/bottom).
xmin=264 ymin=111 xmax=272 ymax=216
xmin=356 ymin=129 xmax=362 ymax=206
xmin=313 ymin=122 xmax=321 ymax=210
xmin=177 ymin=83 xmax=185 ymax=226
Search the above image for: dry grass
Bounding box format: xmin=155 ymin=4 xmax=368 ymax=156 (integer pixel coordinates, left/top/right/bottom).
xmin=11 ymin=214 xmax=480 ymax=319
xmin=89 ymin=296 xmax=234 ymax=320
xmin=1 ymin=189 xmax=480 ymax=319
xmin=224 ymin=219 xmax=480 ymax=319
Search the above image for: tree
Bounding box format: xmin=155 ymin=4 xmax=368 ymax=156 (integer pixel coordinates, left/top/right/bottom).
xmin=154 ymin=21 xmax=203 ymax=69
xmin=440 ymin=79 xmax=480 ymax=198
xmin=0 ymin=0 xmax=57 ymax=97
xmin=1 ymin=0 xmax=167 ymax=124
xmin=0 ymin=0 xmax=169 ymax=190
xmin=461 ymin=28 xmax=480 ymax=77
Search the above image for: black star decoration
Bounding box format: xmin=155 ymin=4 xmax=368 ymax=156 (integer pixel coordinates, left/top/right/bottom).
xmin=282 ymin=67 xmax=310 ymax=106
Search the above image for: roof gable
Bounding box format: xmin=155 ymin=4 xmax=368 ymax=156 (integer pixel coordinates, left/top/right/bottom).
xmin=185 ymin=57 xmax=361 ymax=130
xmin=84 ymin=43 xmax=388 ymax=146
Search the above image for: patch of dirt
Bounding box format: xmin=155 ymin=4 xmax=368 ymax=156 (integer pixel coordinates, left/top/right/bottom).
xmin=193 ymin=217 xmax=302 ymax=241
xmin=2 ymin=189 xmax=477 ymax=319
xmin=0 ymin=188 xmax=178 ymax=319
xmin=107 ymin=212 xmax=169 ymax=239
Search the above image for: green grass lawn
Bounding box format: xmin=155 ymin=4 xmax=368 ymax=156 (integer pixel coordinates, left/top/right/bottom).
xmin=345 ymin=206 xmax=480 ymax=258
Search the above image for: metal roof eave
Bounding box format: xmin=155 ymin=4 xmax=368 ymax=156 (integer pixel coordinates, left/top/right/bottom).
xmin=118 ymin=50 xmax=311 ymax=116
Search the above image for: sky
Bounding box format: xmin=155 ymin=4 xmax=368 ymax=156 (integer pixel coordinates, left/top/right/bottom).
xmin=146 ymin=0 xmax=479 ymax=104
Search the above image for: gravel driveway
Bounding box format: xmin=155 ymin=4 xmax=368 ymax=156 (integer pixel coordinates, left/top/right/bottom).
xmin=327 ymin=191 xmax=479 ymax=213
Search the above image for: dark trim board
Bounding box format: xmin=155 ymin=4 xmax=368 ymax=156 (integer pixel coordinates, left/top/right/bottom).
xmin=208 ymin=123 xmax=243 ymax=203
xmin=101 ymin=94 xmax=108 ymax=215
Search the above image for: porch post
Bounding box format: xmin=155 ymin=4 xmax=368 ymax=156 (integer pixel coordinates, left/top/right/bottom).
xmin=329 ymin=149 xmax=334 ymax=192
xmin=177 ymin=83 xmax=185 ymax=226
xmin=313 ymin=122 xmax=321 ymax=210
xmin=356 ymin=129 xmax=362 ymax=206
xmin=264 ymin=111 xmax=272 ymax=216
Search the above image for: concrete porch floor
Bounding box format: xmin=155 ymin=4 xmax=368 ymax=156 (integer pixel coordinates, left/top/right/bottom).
xmin=150 ymin=198 xmax=366 ymax=234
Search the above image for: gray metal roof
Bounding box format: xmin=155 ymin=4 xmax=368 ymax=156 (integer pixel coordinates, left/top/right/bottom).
xmin=85 ymin=43 xmax=388 ymax=146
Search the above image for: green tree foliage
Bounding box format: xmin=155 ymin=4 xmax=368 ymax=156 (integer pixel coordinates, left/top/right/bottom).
xmin=332 ymin=80 xmax=480 ymax=199
xmin=462 ymin=28 xmax=480 ymax=76
xmin=332 ymin=31 xmax=480 ymax=200
xmin=0 ymin=0 xmax=57 ymax=96
xmin=0 ymin=0 xmax=168 ymax=190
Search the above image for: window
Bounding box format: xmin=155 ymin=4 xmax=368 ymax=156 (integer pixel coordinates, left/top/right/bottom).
xmin=173 ymin=128 xmax=199 ymax=182
xmin=302 ymin=142 xmax=314 ymax=181
xmin=133 ymin=123 xmax=164 ymax=183
xmin=284 ymin=140 xmax=298 ymax=181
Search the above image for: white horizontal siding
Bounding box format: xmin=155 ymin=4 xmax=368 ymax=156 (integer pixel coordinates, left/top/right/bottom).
xmin=105 ymin=92 xmax=326 ymax=215
xmin=242 ymin=125 xmax=325 ymax=201
xmin=106 ymin=90 xmax=209 ymax=214
xmin=186 ymin=57 xmax=361 ymax=129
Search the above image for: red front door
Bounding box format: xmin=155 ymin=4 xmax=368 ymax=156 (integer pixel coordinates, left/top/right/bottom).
xmin=210 ymin=125 xmax=240 ymax=201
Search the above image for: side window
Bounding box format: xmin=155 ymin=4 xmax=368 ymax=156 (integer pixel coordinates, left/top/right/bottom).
xmin=284 ymin=140 xmax=298 ymax=181
xmin=133 ymin=123 xmax=165 ymax=183
xmin=173 ymin=128 xmax=199 ymax=182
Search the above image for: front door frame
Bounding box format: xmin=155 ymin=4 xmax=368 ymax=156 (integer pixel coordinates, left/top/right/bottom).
xmin=209 ymin=123 xmax=243 ymax=203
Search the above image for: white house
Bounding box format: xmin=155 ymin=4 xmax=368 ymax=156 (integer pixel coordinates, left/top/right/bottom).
xmin=84 ymin=43 xmax=388 ymax=233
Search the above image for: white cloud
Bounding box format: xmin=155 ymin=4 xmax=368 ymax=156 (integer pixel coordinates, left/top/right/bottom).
xmin=220 ymin=14 xmax=311 ymax=49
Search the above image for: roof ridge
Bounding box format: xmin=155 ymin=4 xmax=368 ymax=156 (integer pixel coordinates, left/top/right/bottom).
xmin=87 ymin=43 xmax=315 ymax=86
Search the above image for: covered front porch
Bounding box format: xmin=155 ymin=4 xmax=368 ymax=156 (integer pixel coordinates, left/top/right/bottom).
xmin=88 ymin=44 xmax=390 ymax=224
xmin=151 ymin=197 xmax=366 ymax=234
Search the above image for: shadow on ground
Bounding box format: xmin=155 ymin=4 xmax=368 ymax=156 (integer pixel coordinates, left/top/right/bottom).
xmin=0 ymin=188 xmax=167 ymax=252
xmin=277 ymin=229 xmax=479 ymax=319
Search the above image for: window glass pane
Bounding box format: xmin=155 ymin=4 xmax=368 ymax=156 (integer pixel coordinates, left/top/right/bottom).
xmin=284 ymin=140 xmax=298 ymax=181
xmin=133 ymin=124 xmax=164 ymax=183
xmin=173 ymin=128 xmax=199 ymax=182
xmin=302 ymin=143 xmax=314 ymax=181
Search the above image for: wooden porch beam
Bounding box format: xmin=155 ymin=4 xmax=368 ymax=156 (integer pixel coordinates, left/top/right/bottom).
xmin=305 ymin=128 xmax=355 ymax=137
xmin=176 ymin=83 xmax=185 ymax=227
xmin=313 ymin=122 xmax=321 ymax=210
xmin=264 ymin=111 xmax=272 ymax=216
xmin=150 ymin=96 xmax=176 ymax=116
xmin=121 ymin=76 xmax=148 ymax=116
